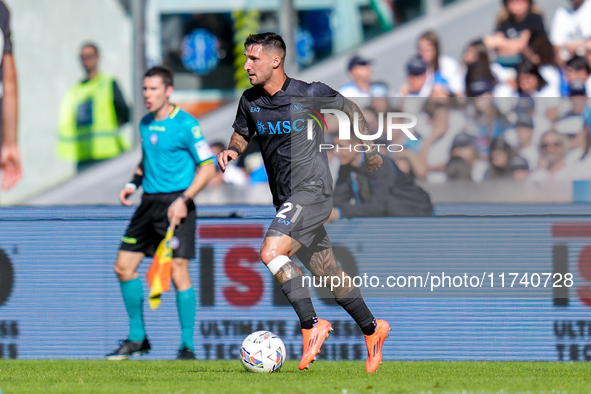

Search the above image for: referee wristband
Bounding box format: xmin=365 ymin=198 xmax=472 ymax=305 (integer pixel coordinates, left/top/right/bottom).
xmin=129 ymin=173 xmax=143 ymax=188
xmin=228 ymin=146 xmax=240 ymax=155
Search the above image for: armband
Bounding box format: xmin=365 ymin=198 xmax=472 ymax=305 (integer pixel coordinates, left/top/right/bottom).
xmin=129 ymin=173 xmax=143 ymax=188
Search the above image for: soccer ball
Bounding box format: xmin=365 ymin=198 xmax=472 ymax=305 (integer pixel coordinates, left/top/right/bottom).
xmin=239 ymin=330 xmax=286 ymax=373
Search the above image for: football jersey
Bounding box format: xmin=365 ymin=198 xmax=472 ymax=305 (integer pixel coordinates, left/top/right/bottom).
xmin=232 ymin=77 xmax=344 ymax=208
xmin=140 ymin=106 xmax=214 ymax=194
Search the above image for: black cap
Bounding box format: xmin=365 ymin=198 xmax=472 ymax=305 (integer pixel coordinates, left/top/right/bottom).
xmin=515 ymin=112 xmax=534 ymax=129
xmin=510 ymin=155 xmax=529 ymax=172
xmin=451 ymin=132 xmax=476 ymax=151
xmin=406 ymin=56 xmax=427 ymax=76
xmin=348 ymin=55 xmax=371 ymax=71
xmin=467 ymin=80 xmax=494 ymax=97
xmin=569 ymin=79 xmax=587 ymax=97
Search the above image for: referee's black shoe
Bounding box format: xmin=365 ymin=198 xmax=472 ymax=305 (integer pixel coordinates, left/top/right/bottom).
xmin=176 ymin=347 xmax=196 ymax=360
xmin=106 ymin=337 xmax=151 ymax=360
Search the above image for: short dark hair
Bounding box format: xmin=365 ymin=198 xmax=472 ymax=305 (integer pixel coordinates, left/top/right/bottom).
xmin=144 ymin=66 xmax=174 ymax=88
xmin=244 ymin=32 xmax=286 ymax=58
xmin=566 ymin=56 xmax=591 ymax=74
xmin=81 ymin=42 xmax=99 ymax=55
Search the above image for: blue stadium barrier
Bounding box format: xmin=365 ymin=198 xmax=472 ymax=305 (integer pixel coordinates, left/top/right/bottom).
xmin=1 ymin=205 xmax=591 ymax=361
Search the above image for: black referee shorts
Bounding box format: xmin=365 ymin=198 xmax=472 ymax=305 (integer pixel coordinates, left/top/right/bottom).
xmin=268 ymin=188 xmax=333 ymax=250
xmin=120 ymin=191 xmax=196 ymax=259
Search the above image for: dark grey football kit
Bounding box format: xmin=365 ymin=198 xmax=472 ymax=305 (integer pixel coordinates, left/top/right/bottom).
xmin=232 ymin=77 xmax=343 ymax=250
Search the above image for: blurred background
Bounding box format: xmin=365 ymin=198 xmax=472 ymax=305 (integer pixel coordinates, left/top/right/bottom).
xmin=3 ymin=0 xmax=590 ymax=206
xmin=2 ymin=0 xmax=591 ymax=362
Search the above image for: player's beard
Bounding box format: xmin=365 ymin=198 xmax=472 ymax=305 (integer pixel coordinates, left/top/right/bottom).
xmin=251 ymin=67 xmax=273 ymax=87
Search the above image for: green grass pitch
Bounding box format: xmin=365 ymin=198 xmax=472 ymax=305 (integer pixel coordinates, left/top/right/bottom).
xmin=0 ymin=360 xmax=589 ymax=393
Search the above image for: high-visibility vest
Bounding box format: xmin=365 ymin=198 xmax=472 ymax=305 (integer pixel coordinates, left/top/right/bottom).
xmin=57 ymin=73 xmax=131 ymax=161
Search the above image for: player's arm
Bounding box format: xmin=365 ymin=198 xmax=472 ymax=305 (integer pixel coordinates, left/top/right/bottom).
xmin=217 ymin=131 xmax=249 ymax=172
xmin=1 ymin=52 xmax=21 ymax=190
xmin=168 ymin=159 xmax=215 ymax=232
xmin=342 ymin=98 xmax=383 ymax=173
xmin=119 ymin=159 xmax=144 ymax=206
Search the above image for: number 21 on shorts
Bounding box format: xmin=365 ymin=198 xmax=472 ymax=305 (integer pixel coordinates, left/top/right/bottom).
xmin=276 ymin=202 xmax=303 ymax=226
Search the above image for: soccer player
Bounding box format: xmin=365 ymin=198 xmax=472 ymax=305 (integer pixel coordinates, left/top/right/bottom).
xmin=107 ymin=66 xmax=216 ymax=360
xmin=217 ymin=33 xmax=390 ymax=373
xmin=0 ymin=0 xmax=21 ymax=190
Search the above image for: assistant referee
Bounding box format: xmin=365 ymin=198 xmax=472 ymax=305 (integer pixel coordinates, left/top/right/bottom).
xmin=107 ymin=66 xmax=215 ymax=360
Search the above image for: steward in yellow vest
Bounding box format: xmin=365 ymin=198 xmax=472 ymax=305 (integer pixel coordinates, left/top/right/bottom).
xmin=57 ymin=43 xmax=131 ymax=165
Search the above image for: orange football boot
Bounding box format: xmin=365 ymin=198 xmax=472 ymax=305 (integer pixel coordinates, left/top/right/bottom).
xmin=364 ymin=319 xmax=390 ymax=373
xmin=298 ymin=318 xmax=333 ymax=370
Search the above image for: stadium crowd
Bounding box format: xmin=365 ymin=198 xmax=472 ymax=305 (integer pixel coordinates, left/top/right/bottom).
xmin=336 ymin=0 xmax=591 ymax=184
xmin=210 ymin=0 xmax=591 ymax=192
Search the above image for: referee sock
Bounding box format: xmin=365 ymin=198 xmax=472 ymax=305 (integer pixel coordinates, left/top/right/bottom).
xmin=335 ymin=287 xmax=376 ymax=336
xmin=120 ymin=278 xmax=146 ymax=342
xmin=281 ymin=278 xmax=318 ymax=330
xmin=176 ymin=287 xmax=196 ymax=352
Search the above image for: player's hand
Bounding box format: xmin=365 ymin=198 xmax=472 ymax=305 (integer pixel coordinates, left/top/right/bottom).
xmin=0 ymin=143 xmax=22 ymax=190
xmin=365 ymin=154 xmax=383 ymax=174
xmin=217 ymin=150 xmax=238 ymax=173
xmin=168 ymin=197 xmax=188 ymax=233
xmin=119 ymin=186 xmax=135 ymax=206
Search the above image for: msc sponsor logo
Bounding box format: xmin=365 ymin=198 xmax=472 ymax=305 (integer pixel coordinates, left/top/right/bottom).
xmin=255 ymin=120 xmax=307 ymax=136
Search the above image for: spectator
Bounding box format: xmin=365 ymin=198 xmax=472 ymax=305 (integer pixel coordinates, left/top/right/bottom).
xmin=528 ymin=130 xmax=571 ymax=181
xmin=485 ymin=138 xmax=515 ymax=179
xmin=446 ymin=156 xmax=472 ymax=181
xmin=417 ymin=31 xmax=464 ymax=95
xmin=464 ymin=92 xmax=513 ymax=156
xmin=517 ymin=59 xmax=548 ymax=97
xmin=565 ymin=56 xmax=591 ymax=95
xmin=464 ymin=39 xmax=517 ymax=97
xmin=417 ymin=104 xmax=458 ymax=182
xmin=550 ymin=0 xmax=591 ymax=65
xmin=57 ymin=43 xmax=131 ymax=172
xmin=391 ymin=148 xmax=428 ymax=180
xmin=399 ymin=56 xmax=432 ymax=98
xmin=448 ymin=132 xmax=489 ymax=182
xmin=329 ymin=135 xmax=433 ymax=220
xmin=209 ymin=142 xmax=227 ymax=185
xmin=555 ymin=115 xmax=589 ymax=165
xmin=523 ymin=31 xmax=562 ymax=97
xmin=0 ymin=0 xmax=20 ymax=190
xmin=556 ymin=80 xmax=589 ymax=118
xmin=236 ymin=137 xmax=268 ymax=184
xmin=513 ymin=112 xmax=539 ymax=169
xmin=484 ymin=0 xmax=546 ymax=68
xmin=509 ymin=155 xmax=530 ymax=180
xmin=339 ymin=55 xmax=374 ymax=100
xmin=209 ymin=140 xmax=249 ymax=186
xmin=368 ymin=82 xmax=394 ymax=114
